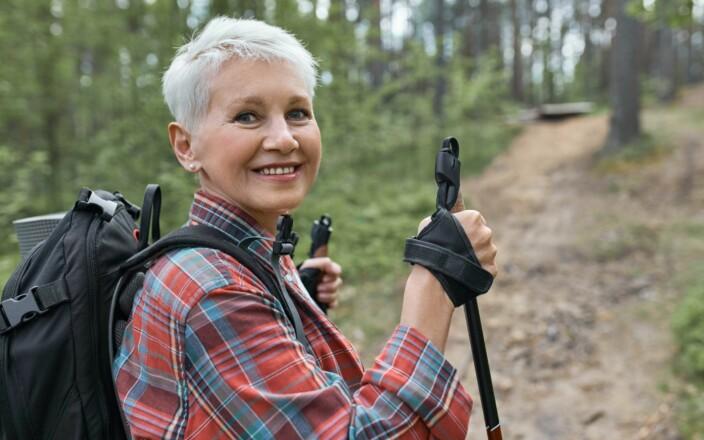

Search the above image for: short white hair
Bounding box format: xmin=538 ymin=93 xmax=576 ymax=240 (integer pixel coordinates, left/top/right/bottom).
xmin=162 ymin=17 xmax=318 ymax=131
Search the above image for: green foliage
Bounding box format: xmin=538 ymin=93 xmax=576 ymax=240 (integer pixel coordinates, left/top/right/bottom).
xmin=0 ymin=146 xmax=51 ymax=255
xmin=673 ymin=279 xmax=704 ymax=381
xmin=596 ymin=133 xmax=668 ymax=170
xmin=672 ymin=264 xmax=704 ymax=438
xmin=628 ymin=0 xmax=696 ymax=28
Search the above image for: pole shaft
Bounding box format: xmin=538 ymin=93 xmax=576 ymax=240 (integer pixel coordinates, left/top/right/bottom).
xmin=464 ymin=299 xmax=500 ymax=432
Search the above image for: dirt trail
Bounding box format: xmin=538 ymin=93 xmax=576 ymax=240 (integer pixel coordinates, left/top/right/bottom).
xmin=444 ymin=88 xmax=704 ymax=439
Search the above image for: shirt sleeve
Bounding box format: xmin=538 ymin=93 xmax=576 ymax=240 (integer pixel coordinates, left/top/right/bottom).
xmin=183 ymin=285 xmax=472 ymax=439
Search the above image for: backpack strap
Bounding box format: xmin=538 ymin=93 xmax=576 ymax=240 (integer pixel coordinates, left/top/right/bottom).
xmin=138 ymin=184 xmax=161 ymax=250
xmin=119 ymin=225 xmax=311 ymax=352
xmin=0 ymin=279 xmax=69 ymax=334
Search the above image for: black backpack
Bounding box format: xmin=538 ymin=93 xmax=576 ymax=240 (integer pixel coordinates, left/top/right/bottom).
xmin=0 ymin=185 xmax=309 ymax=440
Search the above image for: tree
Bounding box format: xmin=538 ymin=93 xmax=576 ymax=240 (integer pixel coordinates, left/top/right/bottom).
xmin=603 ymin=0 xmax=643 ymax=152
xmin=433 ymin=0 xmax=447 ymax=116
xmin=510 ymin=0 xmax=524 ymax=101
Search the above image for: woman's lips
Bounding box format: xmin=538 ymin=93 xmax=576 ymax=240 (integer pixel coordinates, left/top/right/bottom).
xmin=253 ymin=165 xmax=301 ymax=182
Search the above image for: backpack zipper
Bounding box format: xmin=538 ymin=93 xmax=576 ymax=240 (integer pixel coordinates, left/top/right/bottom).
xmin=86 ymin=216 xmax=110 ymax=435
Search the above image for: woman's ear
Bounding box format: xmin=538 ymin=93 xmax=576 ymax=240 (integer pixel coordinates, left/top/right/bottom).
xmin=168 ymin=122 xmax=200 ymax=173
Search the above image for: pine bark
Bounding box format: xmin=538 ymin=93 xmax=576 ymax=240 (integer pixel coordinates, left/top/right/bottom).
xmin=367 ymin=0 xmax=385 ymax=88
xmin=510 ymin=0 xmax=524 ymax=101
xmin=433 ymin=0 xmax=447 ymax=117
xmin=603 ymin=0 xmax=642 ymax=152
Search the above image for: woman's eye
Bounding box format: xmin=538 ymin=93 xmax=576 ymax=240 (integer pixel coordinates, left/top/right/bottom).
xmin=234 ymin=112 xmax=257 ymax=123
xmin=288 ymin=109 xmax=311 ymax=120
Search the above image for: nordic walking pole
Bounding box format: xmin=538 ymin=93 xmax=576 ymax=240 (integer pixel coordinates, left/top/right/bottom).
xmin=308 ymin=215 xmax=333 ymax=314
xmin=436 ymin=138 xmax=502 ymax=440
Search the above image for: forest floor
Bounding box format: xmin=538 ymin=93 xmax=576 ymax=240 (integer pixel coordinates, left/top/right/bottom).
xmin=443 ymin=85 xmax=704 ymax=439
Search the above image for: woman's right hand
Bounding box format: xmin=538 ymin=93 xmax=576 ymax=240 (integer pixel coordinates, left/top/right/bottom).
xmin=401 ymin=210 xmax=497 ymax=352
xmin=417 ymin=210 xmax=498 ymax=277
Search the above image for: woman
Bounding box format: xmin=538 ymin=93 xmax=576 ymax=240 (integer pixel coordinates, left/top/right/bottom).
xmin=113 ymin=17 xmax=498 ymax=439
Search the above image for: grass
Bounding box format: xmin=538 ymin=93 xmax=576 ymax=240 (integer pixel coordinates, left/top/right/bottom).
xmin=595 ymin=133 xmax=670 ymax=174
xmin=672 ymin=261 xmax=704 ymax=439
xmin=665 ymin=218 xmax=704 ymax=438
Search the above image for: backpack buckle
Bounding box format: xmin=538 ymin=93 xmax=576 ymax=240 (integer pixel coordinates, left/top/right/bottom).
xmin=273 ymin=215 xmax=299 ymax=258
xmin=0 ymin=288 xmax=43 ymax=334
xmin=76 ymin=189 xmax=118 ymax=221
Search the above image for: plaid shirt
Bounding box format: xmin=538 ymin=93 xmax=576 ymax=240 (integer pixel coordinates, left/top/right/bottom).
xmin=113 ymin=190 xmax=472 ymax=439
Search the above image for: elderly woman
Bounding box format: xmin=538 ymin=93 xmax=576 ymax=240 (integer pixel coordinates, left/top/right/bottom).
xmin=113 ymin=17 xmax=497 ymax=439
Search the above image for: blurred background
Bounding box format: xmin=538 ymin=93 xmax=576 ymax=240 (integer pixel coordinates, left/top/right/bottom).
xmin=1 ymin=0 xmax=703 ymax=438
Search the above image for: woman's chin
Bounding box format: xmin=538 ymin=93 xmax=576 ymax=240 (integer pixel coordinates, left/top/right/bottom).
xmin=252 ymin=198 xmax=303 ymax=217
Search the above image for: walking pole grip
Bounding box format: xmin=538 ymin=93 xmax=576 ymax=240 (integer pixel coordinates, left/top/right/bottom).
xmin=304 ymin=215 xmax=333 ymax=314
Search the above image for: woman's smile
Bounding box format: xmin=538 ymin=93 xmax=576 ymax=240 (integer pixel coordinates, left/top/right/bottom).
xmin=252 ymin=162 xmax=303 ymax=180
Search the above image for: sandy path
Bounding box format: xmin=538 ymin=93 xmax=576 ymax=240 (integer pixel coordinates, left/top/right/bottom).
xmin=443 ymin=91 xmax=704 ymax=439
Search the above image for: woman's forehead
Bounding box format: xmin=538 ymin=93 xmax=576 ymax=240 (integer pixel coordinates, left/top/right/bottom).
xmin=209 ymin=58 xmax=311 ymax=107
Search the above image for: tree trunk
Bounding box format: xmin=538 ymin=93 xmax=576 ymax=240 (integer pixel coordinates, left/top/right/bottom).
xmin=367 ymin=0 xmax=384 ymax=88
xmin=580 ymin=0 xmax=595 ymax=98
xmin=510 ymin=0 xmax=524 ymax=101
xmin=478 ymin=0 xmax=490 ymax=55
xmin=656 ymin=26 xmax=678 ymax=101
xmin=526 ymin=0 xmax=537 ymax=104
xmin=603 ymin=0 xmax=642 ymax=152
xmin=598 ymin=0 xmax=616 ymax=95
xmin=433 ymin=0 xmax=447 ymax=118
xmin=489 ymin=0 xmax=503 ymax=67
xmin=36 ymin=2 xmax=64 ymax=208
xmin=686 ymin=18 xmax=695 ymax=83
xmin=542 ymin=0 xmax=555 ymax=103
xmin=462 ymin=2 xmax=477 ymax=60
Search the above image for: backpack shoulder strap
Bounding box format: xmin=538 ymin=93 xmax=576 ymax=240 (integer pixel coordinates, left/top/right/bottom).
xmin=121 ymin=225 xmax=310 ymax=351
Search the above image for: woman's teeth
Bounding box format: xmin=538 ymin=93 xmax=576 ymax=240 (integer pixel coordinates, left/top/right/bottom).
xmin=259 ymin=166 xmax=295 ymax=175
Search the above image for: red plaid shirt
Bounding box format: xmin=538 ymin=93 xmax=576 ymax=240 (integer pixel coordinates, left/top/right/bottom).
xmin=113 ymin=190 xmax=472 ymax=439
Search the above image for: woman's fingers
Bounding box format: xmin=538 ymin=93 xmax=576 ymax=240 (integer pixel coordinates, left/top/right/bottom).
xmin=316 ymin=292 xmax=340 ymax=309
xmin=299 ymin=257 xmax=342 ymax=277
xmin=317 ymin=277 xmax=343 ymax=293
xmin=299 ymin=257 xmax=343 ymax=309
xmin=454 ymin=210 xmax=499 ymax=278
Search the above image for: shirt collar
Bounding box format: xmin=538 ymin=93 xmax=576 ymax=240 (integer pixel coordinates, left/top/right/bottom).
xmin=188 ymin=190 xmax=275 ymax=261
xmin=187 ymin=190 xmax=317 ymax=307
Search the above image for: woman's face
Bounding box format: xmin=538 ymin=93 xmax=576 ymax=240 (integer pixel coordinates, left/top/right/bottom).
xmin=186 ymin=58 xmax=321 ymax=230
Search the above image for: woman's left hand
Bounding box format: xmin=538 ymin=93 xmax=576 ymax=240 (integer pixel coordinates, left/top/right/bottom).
xmin=299 ymin=257 xmax=342 ymax=309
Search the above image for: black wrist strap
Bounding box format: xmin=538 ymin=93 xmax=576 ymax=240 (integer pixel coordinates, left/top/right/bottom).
xmin=403 ymin=208 xmax=494 ymax=306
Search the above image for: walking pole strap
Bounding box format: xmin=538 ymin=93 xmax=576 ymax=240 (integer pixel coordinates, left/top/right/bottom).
xmin=404 ymin=208 xmax=493 ymax=306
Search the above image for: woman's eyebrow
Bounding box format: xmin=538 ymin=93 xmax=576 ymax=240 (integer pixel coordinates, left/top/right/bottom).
xmin=225 ymin=95 xmax=309 ymax=109
xmin=229 ymin=96 xmax=265 ymax=106
xmin=288 ymin=95 xmax=311 ymax=105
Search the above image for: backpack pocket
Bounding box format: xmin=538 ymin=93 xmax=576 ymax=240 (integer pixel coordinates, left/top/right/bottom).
xmin=48 ymin=385 xmax=87 ymax=440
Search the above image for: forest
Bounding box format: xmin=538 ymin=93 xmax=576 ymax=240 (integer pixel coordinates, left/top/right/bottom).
xmin=1 ymin=0 xmax=704 ymax=438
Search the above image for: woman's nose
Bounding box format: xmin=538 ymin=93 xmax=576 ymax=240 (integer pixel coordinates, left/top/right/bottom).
xmin=262 ymin=117 xmax=298 ymax=154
